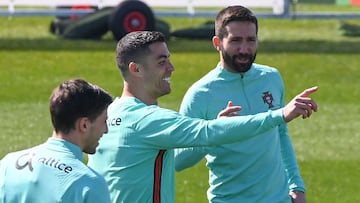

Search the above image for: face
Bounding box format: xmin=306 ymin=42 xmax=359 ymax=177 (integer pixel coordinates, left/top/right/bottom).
xmin=83 ymin=109 xmax=108 ymax=154
xmin=217 ymin=21 xmax=258 ymax=73
xmin=142 ymin=42 xmax=175 ymax=99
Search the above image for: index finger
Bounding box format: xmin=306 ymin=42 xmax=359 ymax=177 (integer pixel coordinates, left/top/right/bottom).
xmin=299 ymin=86 xmax=318 ymax=97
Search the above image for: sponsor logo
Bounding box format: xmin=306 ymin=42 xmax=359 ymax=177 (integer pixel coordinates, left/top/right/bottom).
xmin=15 ymin=152 xmax=73 ymax=174
xmin=15 ymin=152 xmax=34 ymax=171
xmin=108 ymin=117 xmax=122 ymax=126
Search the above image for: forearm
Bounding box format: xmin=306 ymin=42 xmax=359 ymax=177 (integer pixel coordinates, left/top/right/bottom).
xmin=174 ymin=147 xmax=207 ymax=171
xmin=206 ymin=109 xmax=285 ymax=145
xmin=279 ymin=124 xmax=306 ymax=191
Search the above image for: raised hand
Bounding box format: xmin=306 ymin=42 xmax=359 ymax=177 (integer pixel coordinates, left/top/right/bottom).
xmin=217 ymin=101 xmax=242 ymax=118
xmin=282 ymin=86 xmax=319 ymax=122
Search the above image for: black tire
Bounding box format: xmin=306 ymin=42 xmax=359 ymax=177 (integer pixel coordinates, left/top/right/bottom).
xmin=108 ymin=0 xmax=155 ymax=41
xmin=49 ymin=18 xmax=76 ymax=36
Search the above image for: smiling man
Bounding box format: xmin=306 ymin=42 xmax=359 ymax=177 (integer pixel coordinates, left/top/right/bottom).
xmin=174 ymin=5 xmax=308 ymax=203
xmin=87 ymin=31 xmax=318 ymax=203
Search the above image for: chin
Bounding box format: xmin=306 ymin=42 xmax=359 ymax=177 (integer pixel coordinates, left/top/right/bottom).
xmin=160 ymin=89 xmax=171 ymax=96
xmin=87 ymin=150 xmax=96 ymax=155
xmin=84 ymin=148 xmax=96 ymax=155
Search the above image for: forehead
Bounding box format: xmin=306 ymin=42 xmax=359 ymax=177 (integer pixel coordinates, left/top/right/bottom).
xmin=98 ymin=109 xmax=107 ymax=119
xmin=147 ymin=42 xmax=170 ymax=60
xmin=225 ymin=21 xmax=257 ymax=38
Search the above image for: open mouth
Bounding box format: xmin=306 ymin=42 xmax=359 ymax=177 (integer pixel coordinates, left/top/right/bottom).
xmin=163 ymin=77 xmax=171 ymax=83
xmin=236 ymin=57 xmax=249 ymax=63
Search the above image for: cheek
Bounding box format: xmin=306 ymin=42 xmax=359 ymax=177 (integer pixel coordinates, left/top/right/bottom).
xmin=250 ymin=44 xmax=258 ymax=52
xmin=90 ymin=124 xmax=102 ymax=137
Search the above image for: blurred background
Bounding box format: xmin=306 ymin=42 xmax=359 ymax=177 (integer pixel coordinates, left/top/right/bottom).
xmin=1 ymin=1 xmax=359 ymax=202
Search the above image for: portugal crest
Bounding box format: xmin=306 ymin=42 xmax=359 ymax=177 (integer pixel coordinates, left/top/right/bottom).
xmin=262 ymin=91 xmax=274 ymax=108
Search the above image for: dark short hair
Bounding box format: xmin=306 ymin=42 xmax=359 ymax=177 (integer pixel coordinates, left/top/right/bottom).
xmin=215 ymin=5 xmax=258 ymax=40
xmin=49 ymin=78 xmax=113 ymax=134
xmin=115 ymin=31 xmax=166 ymax=77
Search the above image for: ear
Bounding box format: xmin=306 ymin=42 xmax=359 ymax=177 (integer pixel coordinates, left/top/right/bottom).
xmin=78 ymin=117 xmax=89 ymax=133
xmin=212 ymin=36 xmax=221 ymax=51
xmin=129 ymin=62 xmax=141 ymax=73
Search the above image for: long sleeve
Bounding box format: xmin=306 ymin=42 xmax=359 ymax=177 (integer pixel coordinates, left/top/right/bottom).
xmin=279 ymin=123 xmax=306 ymax=192
xmin=278 ymin=84 xmax=306 ymax=192
xmin=174 ymin=147 xmax=208 ymax=171
xmin=134 ymin=107 xmax=285 ymax=149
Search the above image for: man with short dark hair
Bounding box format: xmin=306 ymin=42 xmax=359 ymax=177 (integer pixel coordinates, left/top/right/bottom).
xmin=175 ymin=5 xmax=308 ymax=203
xmin=88 ymin=31 xmax=317 ymax=203
xmin=0 ymin=78 xmax=113 ymax=203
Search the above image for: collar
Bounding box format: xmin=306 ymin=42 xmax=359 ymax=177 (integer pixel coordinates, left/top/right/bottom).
xmin=216 ymin=62 xmax=256 ymax=79
xmin=45 ymin=137 xmax=83 ymax=161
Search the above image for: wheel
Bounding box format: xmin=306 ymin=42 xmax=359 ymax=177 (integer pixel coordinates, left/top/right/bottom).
xmin=108 ymin=0 xmax=155 ymax=41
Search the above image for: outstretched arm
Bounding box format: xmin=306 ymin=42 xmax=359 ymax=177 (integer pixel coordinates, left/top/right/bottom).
xmin=174 ymin=87 xmax=318 ymax=171
xmin=218 ymin=86 xmax=318 ymax=122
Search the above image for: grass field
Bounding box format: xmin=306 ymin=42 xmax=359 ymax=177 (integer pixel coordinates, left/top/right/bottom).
xmin=1 ymin=3 xmax=360 ymax=203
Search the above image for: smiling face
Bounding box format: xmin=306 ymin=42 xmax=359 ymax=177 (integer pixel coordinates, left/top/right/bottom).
xmin=214 ymin=21 xmax=258 ymax=73
xmin=141 ymin=42 xmax=175 ymax=99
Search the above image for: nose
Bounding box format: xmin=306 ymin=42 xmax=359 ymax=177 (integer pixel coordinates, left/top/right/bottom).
xmin=167 ymin=61 xmax=175 ymax=72
xmin=236 ymin=40 xmax=254 ymax=53
xmin=238 ymin=44 xmax=251 ymax=54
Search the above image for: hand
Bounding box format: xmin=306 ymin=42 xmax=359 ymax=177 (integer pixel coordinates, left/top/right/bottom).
xmin=217 ymin=101 xmax=242 ymax=118
xmin=289 ymin=191 xmax=307 ymax=203
xmin=283 ymin=86 xmax=318 ymax=122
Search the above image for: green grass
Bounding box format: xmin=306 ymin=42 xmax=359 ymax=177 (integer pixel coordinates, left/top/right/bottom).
xmin=1 ymin=3 xmax=360 ymax=203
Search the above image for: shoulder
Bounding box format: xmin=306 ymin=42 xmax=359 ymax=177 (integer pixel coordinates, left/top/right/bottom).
xmin=63 ymin=166 xmax=111 ymax=202
xmin=72 ymin=162 xmax=103 ymax=178
xmin=252 ymin=63 xmax=283 ymax=80
xmin=68 ymin=164 xmax=109 ymax=190
xmin=253 ymin=63 xmax=280 ymax=74
xmin=0 ymin=147 xmax=37 ymax=164
xmin=186 ymin=69 xmax=224 ymax=97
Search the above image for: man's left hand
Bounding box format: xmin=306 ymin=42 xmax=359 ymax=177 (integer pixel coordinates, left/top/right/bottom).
xmin=289 ymin=191 xmax=306 ymax=203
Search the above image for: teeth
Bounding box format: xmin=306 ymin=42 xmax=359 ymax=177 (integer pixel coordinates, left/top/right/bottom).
xmin=163 ymin=77 xmax=170 ymax=82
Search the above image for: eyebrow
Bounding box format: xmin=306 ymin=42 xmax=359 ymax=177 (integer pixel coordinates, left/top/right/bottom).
xmin=157 ymin=53 xmax=170 ymax=60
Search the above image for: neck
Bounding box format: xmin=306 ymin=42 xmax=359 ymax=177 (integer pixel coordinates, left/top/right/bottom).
xmin=52 ymin=131 xmax=80 ymax=148
xmin=122 ymin=82 xmax=158 ymax=106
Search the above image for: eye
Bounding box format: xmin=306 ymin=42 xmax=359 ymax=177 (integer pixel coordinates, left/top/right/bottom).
xmin=231 ymin=38 xmax=240 ymax=42
xmin=248 ymin=37 xmax=257 ymax=42
xmin=159 ymin=58 xmax=170 ymax=66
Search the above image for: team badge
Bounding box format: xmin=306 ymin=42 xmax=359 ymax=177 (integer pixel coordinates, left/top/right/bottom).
xmin=262 ymin=91 xmax=274 ymax=108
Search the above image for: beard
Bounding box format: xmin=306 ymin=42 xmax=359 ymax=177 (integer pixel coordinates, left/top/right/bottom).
xmin=222 ymin=50 xmax=257 ymax=73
